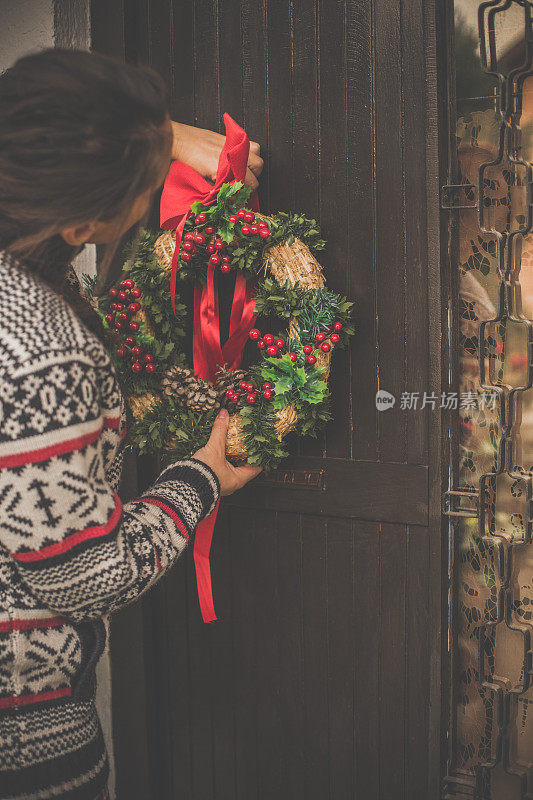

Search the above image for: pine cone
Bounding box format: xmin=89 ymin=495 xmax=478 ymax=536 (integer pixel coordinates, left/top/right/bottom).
xmin=161 ymin=366 xmax=220 ymax=412
xmin=215 ymin=366 xmax=247 ymax=408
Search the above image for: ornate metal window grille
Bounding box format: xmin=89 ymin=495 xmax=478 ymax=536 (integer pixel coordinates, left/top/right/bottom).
xmin=444 ymin=2 xmax=533 ymax=798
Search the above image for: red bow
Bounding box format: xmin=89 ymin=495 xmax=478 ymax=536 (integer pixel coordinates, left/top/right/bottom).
xmin=160 ymin=114 xmax=258 ymax=622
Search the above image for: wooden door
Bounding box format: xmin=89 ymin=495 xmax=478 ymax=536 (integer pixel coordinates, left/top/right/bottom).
xmin=91 ymin=1 xmax=448 ymax=798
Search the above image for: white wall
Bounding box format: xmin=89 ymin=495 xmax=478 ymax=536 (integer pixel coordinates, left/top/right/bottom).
xmin=0 ymin=0 xmax=54 ymax=72
xmin=0 ymin=2 xmax=114 ymax=795
xmin=0 ymin=1 xmax=96 ymax=282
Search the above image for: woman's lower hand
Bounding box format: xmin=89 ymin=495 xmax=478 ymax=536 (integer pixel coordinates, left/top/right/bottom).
xmin=193 ymin=409 xmax=262 ymax=496
xmin=171 ymin=121 xmax=263 ymax=190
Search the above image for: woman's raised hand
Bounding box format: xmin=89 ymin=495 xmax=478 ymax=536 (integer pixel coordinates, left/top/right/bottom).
xmin=171 ymin=121 xmax=263 ymax=190
xmin=193 ymin=409 xmax=262 ymax=496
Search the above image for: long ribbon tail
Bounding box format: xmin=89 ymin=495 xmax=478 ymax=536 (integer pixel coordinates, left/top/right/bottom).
xmin=193 ymin=502 xmax=220 ymax=623
xmin=222 ymin=273 xmax=257 ymax=369
xmin=193 ymin=264 xmax=224 ymax=382
xmin=161 ymin=114 xmax=261 ymax=622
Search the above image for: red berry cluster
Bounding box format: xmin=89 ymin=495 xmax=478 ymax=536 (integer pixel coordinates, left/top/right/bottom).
xmin=232 ymin=209 xmax=271 ymax=241
xmin=226 ymin=380 xmax=274 ymax=405
xmin=302 ymin=322 xmax=343 ymax=364
xmin=250 ymin=322 xmax=343 ymax=365
xmin=106 ymin=279 xmax=157 ymax=374
xmin=249 ymin=329 xmax=298 ymax=361
xmin=182 ymin=226 xmax=232 ymax=274
xmin=181 ymin=209 xmax=271 ymax=275
xmin=313 ymin=321 xmax=342 ymax=352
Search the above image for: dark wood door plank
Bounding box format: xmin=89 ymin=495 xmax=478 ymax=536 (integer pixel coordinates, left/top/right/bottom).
xmin=317 ymin=0 xmax=352 ymax=461
xmin=301 ymin=514 xmax=329 ymax=800
xmin=253 ymin=509 xmax=284 ymax=800
xmin=374 ymin=0 xmax=407 ymax=464
xmin=326 ymin=517 xmax=356 ymax=799
xmin=346 ymin=0 xmax=379 ymax=462
xmin=406 ymin=525 xmax=430 ymax=799
xmin=229 ymin=506 xmax=259 ymax=800
xmin=353 ymin=519 xmax=381 ymax=798
xmin=379 ymin=522 xmax=407 ymax=799
xmin=276 ymin=512 xmax=306 ymax=795
xmin=208 ymin=507 xmax=238 ymax=800
xmin=227 ymin=457 xmax=429 ymax=525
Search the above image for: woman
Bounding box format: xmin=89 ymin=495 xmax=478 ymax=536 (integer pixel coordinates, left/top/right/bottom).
xmin=0 ymin=48 xmax=262 ymax=800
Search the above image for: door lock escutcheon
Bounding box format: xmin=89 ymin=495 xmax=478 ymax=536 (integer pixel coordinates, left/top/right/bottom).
xmin=441 ymin=183 xmax=478 ymax=210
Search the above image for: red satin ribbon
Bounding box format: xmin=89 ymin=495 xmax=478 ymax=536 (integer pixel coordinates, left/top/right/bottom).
xmin=160 ymin=114 xmax=258 ymax=622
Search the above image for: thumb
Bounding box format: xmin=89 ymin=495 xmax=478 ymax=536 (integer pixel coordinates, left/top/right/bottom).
xmin=206 ymin=408 xmax=230 ymax=454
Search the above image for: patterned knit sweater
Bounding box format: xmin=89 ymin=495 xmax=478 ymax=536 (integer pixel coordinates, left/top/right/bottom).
xmin=0 ymin=254 xmax=220 ymax=799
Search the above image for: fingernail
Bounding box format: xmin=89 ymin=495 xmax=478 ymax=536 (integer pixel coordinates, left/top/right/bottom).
xmin=219 ymin=409 xmax=229 ymax=419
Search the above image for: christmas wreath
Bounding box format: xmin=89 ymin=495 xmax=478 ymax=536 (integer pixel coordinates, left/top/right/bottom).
xmin=91 ymin=196 xmax=354 ymax=470
xmin=86 ymin=115 xmax=354 ymax=621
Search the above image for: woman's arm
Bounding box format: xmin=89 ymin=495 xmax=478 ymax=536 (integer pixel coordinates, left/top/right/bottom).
xmin=170 ymin=120 xmax=263 ymax=190
xmin=0 ymin=351 xmax=221 ymax=622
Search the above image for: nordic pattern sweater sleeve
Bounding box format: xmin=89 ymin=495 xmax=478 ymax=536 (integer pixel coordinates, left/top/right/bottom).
xmin=0 ymin=344 xmax=219 ymax=623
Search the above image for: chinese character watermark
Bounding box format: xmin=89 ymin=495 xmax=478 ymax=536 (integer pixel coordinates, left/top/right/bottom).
xmin=376 ymin=390 xmax=497 ymax=412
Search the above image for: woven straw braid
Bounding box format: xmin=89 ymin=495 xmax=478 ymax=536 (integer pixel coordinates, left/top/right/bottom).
xmin=128 ymin=391 xmax=160 ymax=419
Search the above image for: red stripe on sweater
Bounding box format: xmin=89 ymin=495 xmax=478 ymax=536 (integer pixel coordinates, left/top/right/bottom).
xmin=0 ymin=426 xmax=103 ymax=468
xmin=102 ymin=415 xmax=121 ymax=429
xmin=142 ymin=498 xmax=189 ymax=540
xmin=0 ymin=615 xmax=66 ymax=633
xmin=12 ymin=494 xmax=123 ymax=563
xmin=0 ymin=687 xmax=71 ymax=708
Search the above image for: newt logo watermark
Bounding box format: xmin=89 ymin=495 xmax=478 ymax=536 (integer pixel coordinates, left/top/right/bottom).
xmin=375 ymin=390 xmax=498 ymax=411
xmin=375 ymin=389 xmax=396 ymax=411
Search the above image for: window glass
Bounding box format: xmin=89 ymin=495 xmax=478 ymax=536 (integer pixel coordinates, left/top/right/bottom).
xmin=448 ymin=3 xmax=533 ymax=797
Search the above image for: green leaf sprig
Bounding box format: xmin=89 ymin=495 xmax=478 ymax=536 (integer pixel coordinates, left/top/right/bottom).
xmin=130 ymin=401 xmax=218 ymax=459
xmin=261 ymin=353 xmax=327 ymax=410
xmin=173 ymin=183 xmax=327 ymax=284
xmin=239 ymin=404 xmax=289 ymax=470
xmin=254 ymin=281 xmax=355 ymax=346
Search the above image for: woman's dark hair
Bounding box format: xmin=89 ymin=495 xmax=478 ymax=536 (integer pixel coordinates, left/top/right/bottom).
xmin=0 ymin=48 xmax=171 ymax=294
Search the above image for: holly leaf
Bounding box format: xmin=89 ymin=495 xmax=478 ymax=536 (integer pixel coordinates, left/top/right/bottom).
xmin=272 ymin=392 xmax=292 ymax=410
xmin=292 ymin=366 xmax=307 ymax=389
xmin=299 ymin=377 xmax=327 ymax=404
xmin=273 ymin=375 xmax=293 ymax=396
xmin=272 ymin=353 xmax=298 ymax=375
xmin=232 ymin=184 xmax=253 ymax=208
xmin=216 ymin=182 xmax=243 ymax=203
xmin=225 ymin=181 xmax=244 ymax=198
xmin=260 ymin=360 xmax=284 ymax=383
xmin=215 ymin=183 xmax=232 ymax=202
xmin=218 ymin=218 xmax=236 ymax=243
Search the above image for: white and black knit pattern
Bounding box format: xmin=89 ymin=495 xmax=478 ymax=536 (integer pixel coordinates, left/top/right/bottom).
xmin=0 ymin=254 xmax=220 ymax=799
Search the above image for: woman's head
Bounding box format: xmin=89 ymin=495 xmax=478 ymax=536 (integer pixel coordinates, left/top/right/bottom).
xmin=0 ymin=48 xmax=172 ymax=282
